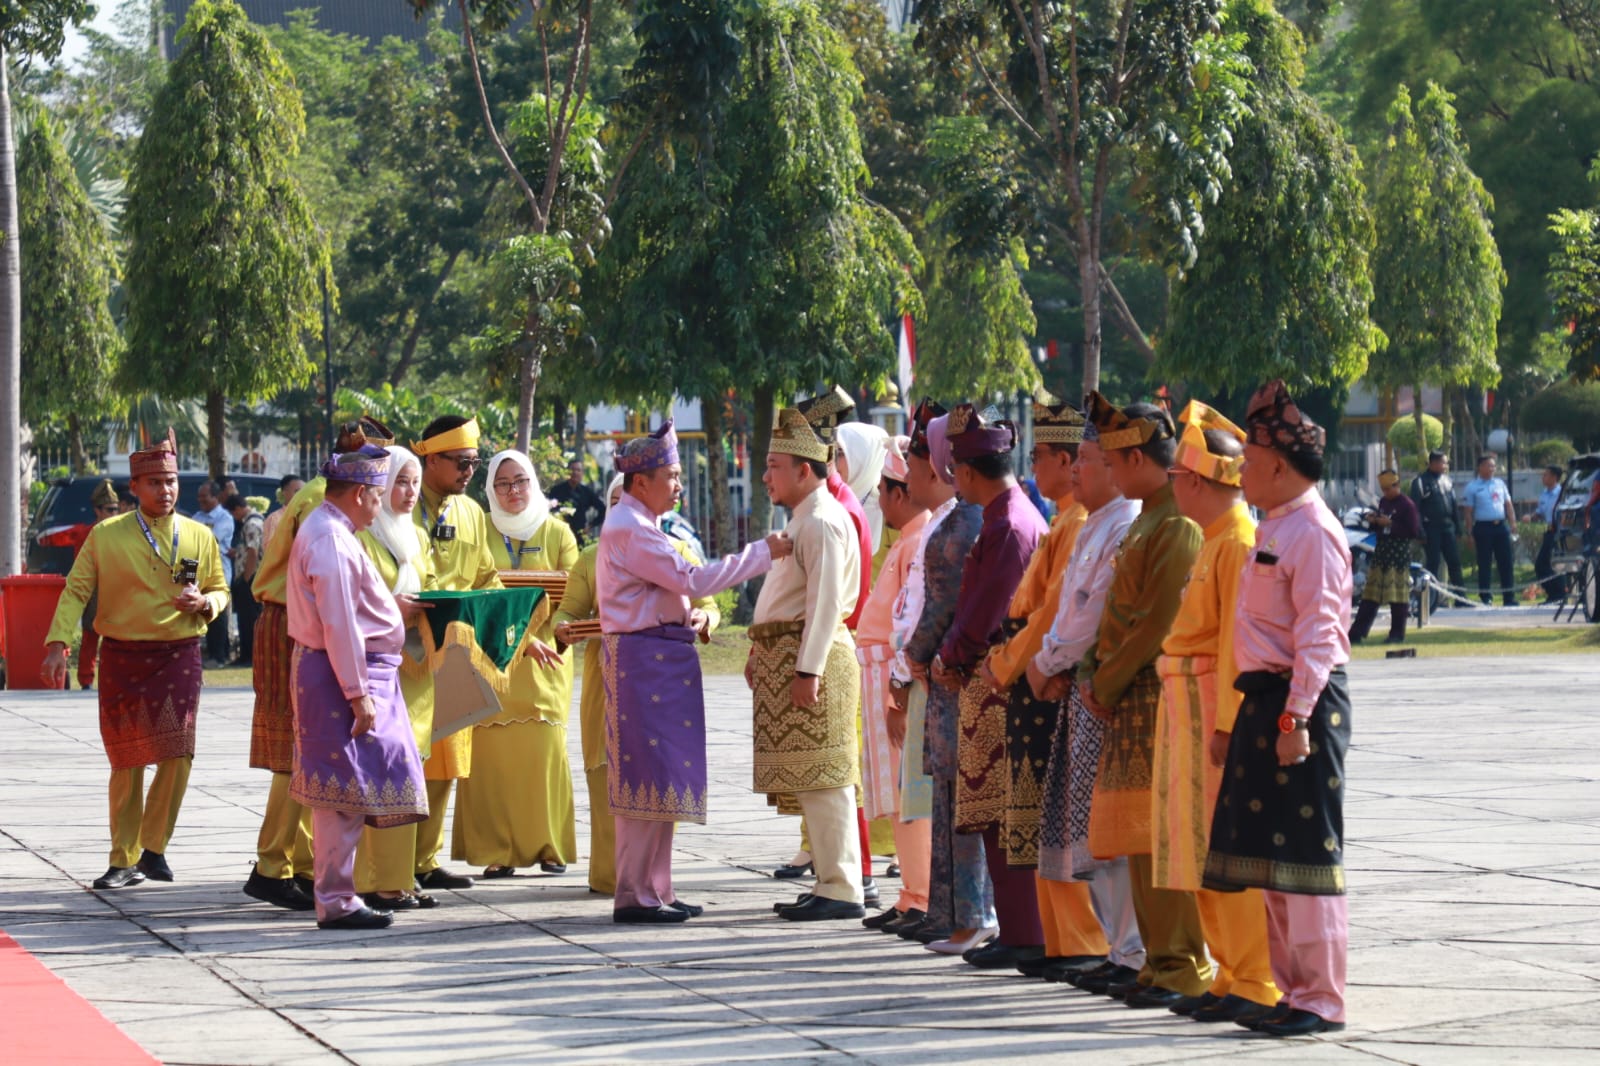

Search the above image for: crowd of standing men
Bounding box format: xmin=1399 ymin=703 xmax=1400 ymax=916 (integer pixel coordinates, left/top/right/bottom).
xmin=41 ymin=376 xmax=1353 ymax=1039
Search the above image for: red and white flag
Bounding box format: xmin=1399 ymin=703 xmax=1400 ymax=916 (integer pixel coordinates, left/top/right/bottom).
xmin=897 ymin=313 xmax=916 ymax=413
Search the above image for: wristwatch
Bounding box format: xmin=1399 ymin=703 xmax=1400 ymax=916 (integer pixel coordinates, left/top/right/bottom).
xmin=1277 ymin=712 xmax=1309 ymax=734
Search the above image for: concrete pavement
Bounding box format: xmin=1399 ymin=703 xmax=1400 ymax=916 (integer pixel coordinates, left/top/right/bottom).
xmin=3 ymin=654 xmax=1599 ymax=1064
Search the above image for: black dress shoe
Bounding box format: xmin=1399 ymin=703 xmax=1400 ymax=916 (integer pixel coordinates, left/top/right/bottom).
xmin=614 ymin=904 xmax=689 ymax=924
xmin=136 ymin=849 xmax=173 ymax=882
xmin=361 ymin=892 xmax=439 ymax=910
xmin=965 ymin=942 xmax=1043 ymax=969
xmin=1125 ymin=985 xmax=1188 ymax=1009
xmin=1193 ymin=994 xmax=1275 ymax=1025
xmin=885 ymin=862 xmax=900 ymax=878
xmin=774 ymin=892 xmax=814 ymax=914
xmin=481 ymin=866 xmax=516 ymax=879
xmin=1169 ymin=991 xmax=1220 ymax=1016
xmin=1042 ymin=955 xmax=1107 ymax=982
xmin=92 ymin=865 xmax=146 ymax=890
xmin=667 ymin=900 xmax=703 ymax=917
xmin=416 ymin=867 xmax=475 ymax=890
xmin=294 ymin=874 xmax=316 ymax=899
xmin=862 ymin=877 xmax=881 ymax=907
xmin=244 ymin=866 xmax=315 ymax=911
xmin=1258 ymin=1008 xmax=1345 ymax=1037
xmin=1017 ymin=953 xmax=1063 ymax=978
xmin=1237 ymin=1002 xmax=1294 ymax=1031
xmin=778 ymin=896 xmax=867 ymax=921
xmin=863 ymin=907 xmax=903 ymax=930
xmin=318 ymin=906 xmax=394 ymax=930
xmin=540 ymin=861 xmax=567 ymax=874
xmin=1074 ymin=962 xmax=1138 ymax=993
xmin=772 ymin=861 xmax=813 ymax=880
xmin=882 ymin=909 xmax=926 ymax=935
xmin=912 ymin=925 xmax=952 ymax=944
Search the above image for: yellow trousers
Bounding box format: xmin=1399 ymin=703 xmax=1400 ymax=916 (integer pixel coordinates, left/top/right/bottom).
xmin=356 ymin=823 xmax=420 ymax=895
xmin=1198 ymin=887 xmax=1280 ymax=1005
xmin=1127 ymin=852 xmax=1214 ymax=996
xmin=416 ymin=779 xmax=454 ymax=875
xmin=585 ymin=766 xmax=615 ymax=895
xmin=109 ymin=757 xmax=191 ymax=868
xmin=1036 ymin=874 xmax=1109 ymax=958
xmin=255 ymin=771 xmax=313 ymax=879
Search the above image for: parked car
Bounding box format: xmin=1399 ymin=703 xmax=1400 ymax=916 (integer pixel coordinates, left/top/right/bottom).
xmin=1549 ymin=454 xmax=1600 ymax=622
xmin=26 ymin=472 xmax=283 ymax=575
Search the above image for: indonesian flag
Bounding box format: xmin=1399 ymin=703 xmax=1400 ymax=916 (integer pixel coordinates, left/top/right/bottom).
xmin=897 ymin=313 xmax=916 ymax=412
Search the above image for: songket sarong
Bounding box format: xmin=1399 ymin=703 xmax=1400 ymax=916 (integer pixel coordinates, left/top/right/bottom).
xmin=955 ymin=674 xmax=1008 ymax=834
xmin=289 ymin=647 xmax=428 ymax=828
xmin=1364 ymin=534 xmax=1412 ymax=604
xmin=98 ymin=637 xmax=203 ymax=771
xmin=1088 ymin=666 xmax=1162 ymax=860
xmin=858 ymin=644 xmax=899 ymax=820
xmin=749 ymin=620 xmax=859 ymax=802
xmin=601 ymin=625 xmax=708 ymax=824
xmin=250 ymin=602 xmax=295 ymax=772
xmin=1205 ymin=670 xmax=1351 ymax=896
xmin=1039 ymin=687 xmax=1109 ymax=882
xmin=1003 ymin=676 xmax=1059 ymax=868
xmin=1152 ymin=654 xmax=1220 ymax=891
xmin=900 ymin=681 xmax=934 ymax=821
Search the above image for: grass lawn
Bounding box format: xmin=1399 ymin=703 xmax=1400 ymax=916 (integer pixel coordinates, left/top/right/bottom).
xmin=1350 ymin=623 xmax=1600 ymax=660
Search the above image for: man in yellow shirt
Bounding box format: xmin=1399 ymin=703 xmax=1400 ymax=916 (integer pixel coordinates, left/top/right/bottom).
xmin=411 ymin=414 xmax=503 ymax=890
xmin=1153 ymin=402 xmax=1280 ymax=1024
xmin=43 ymin=432 xmax=229 ymax=890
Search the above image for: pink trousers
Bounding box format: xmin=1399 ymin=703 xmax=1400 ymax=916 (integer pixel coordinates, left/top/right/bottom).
xmin=1265 ymin=890 xmax=1347 ymax=1022
xmin=311 ymin=808 xmax=366 ymax=923
xmin=614 ymin=815 xmax=677 ymax=910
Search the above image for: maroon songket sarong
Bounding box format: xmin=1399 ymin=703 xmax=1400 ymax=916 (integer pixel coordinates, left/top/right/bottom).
xmin=97 ymin=637 xmax=202 ymax=771
xmin=289 ymin=647 xmax=427 ymax=829
xmin=250 ymin=601 xmax=296 ymax=772
xmin=602 ymin=625 xmax=708 ymax=824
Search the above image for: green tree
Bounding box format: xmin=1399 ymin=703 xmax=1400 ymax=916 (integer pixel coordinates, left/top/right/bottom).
xmin=1368 ymin=82 xmax=1504 ymax=462
xmin=1 ymin=0 xmax=94 ymax=576
xmin=121 ymin=0 xmax=331 ymax=480
xmin=1521 ymin=381 xmax=1600 ymax=451
xmin=17 ymin=110 xmax=121 ymax=474
xmin=1162 ymin=0 xmax=1380 ymax=393
xmin=1548 ymin=161 xmax=1600 ymax=382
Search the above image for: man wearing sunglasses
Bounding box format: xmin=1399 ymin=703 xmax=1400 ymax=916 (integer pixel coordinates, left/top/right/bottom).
xmin=410 ymin=415 xmax=504 ymax=892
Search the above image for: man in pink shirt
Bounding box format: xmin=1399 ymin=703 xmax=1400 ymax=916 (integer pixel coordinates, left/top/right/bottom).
xmin=1204 ymin=380 xmax=1353 ymax=1037
xmin=597 ymin=422 xmax=791 ymax=923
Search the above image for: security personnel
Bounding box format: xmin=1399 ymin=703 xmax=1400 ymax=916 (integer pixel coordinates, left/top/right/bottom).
xmin=1408 ymin=451 xmax=1462 ymax=593
xmin=1461 ymin=454 xmax=1517 ymax=607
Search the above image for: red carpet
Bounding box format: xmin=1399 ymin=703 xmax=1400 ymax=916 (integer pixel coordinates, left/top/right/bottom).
xmin=0 ymin=930 xmax=160 ymax=1065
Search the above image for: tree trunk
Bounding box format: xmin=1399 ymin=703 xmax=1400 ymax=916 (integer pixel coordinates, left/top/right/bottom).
xmin=0 ymin=55 xmax=23 ymax=576
xmin=1456 ymin=388 xmax=1482 ymax=463
xmin=573 ymin=404 xmax=587 ymax=461
xmin=1441 ymin=384 xmax=1455 ymax=454
xmin=206 ymin=388 xmax=227 ymax=480
xmin=734 ymin=385 xmax=777 ymax=625
xmin=550 ymin=396 xmax=568 ymax=450
xmin=387 ymin=247 xmax=463 ymax=387
xmin=68 ymin=414 xmax=88 ymax=475
xmin=515 ymin=319 xmax=541 ymax=452
xmin=701 ymin=390 xmax=734 ymax=558
xmin=1411 ymin=382 xmax=1427 ymax=469
xmin=1079 ymin=250 xmax=1103 ymax=395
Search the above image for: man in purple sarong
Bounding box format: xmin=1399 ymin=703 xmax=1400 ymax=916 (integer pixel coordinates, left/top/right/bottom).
xmin=287 ymin=447 xmax=430 ymax=930
xmin=597 ymin=421 xmax=793 ymax=924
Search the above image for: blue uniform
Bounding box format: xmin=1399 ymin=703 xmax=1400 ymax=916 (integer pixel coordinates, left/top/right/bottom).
xmin=1462 ymin=476 xmax=1514 ymax=605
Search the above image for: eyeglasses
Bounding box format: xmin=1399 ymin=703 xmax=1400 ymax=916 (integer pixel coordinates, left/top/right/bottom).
xmin=493 ymin=477 xmax=532 ymax=495
xmin=437 ymin=453 xmax=480 ymax=472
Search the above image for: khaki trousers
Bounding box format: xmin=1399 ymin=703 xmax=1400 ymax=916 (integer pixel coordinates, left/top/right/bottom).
xmin=795 ymin=787 xmax=863 ymax=904
xmin=254 ymin=771 xmax=313 ymax=879
xmin=109 ymin=757 xmax=191 ymax=868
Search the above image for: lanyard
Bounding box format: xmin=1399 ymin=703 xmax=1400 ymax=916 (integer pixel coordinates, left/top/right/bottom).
xmin=421 ymin=496 xmax=453 ymax=538
xmin=501 ymin=534 xmax=531 ymax=570
xmin=135 ymin=511 xmax=180 ymax=569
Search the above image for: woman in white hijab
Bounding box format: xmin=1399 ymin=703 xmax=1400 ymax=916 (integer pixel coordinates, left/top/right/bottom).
xmin=835 ymin=421 xmax=891 ymax=555
xmin=452 ymin=450 xmax=581 ymax=878
xmin=353 ymin=446 xmax=441 ymax=909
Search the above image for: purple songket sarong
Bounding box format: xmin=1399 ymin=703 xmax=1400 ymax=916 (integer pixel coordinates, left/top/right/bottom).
xmin=602 ymin=625 xmax=707 ymax=824
xmin=290 ymin=646 xmax=428 ymax=829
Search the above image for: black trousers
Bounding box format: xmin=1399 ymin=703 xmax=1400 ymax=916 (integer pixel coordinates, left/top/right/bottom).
xmin=1473 ymin=520 xmax=1515 ymax=606
xmin=1535 ymin=528 xmax=1567 ymax=601
xmin=232 ymin=578 xmax=260 ymax=663
xmin=1421 ymin=521 xmax=1463 ymax=588
xmin=206 ymin=604 xmax=232 ymax=663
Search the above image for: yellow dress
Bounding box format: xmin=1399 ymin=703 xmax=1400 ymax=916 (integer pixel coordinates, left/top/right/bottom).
xmin=450 ymin=517 xmax=581 ymax=868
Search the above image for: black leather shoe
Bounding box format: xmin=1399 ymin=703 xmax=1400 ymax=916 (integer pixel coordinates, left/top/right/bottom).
xmin=882 ymin=909 xmax=926 ymax=935
xmin=1042 ymin=955 xmax=1107 ymax=982
xmin=862 ymin=876 xmax=881 ymax=907
xmin=667 ymin=900 xmax=703 ymax=917
xmin=773 ymin=861 xmax=813 ymax=880
xmin=778 ymin=896 xmax=867 ymax=921
xmin=1169 ymin=992 xmax=1220 ymax=1016
xmin=361 ymin=892 xmax=438 ymax=910
xmin=540 ymin=861 xmax=567 ymax=874
xmin=1017 ymin=953 xmax=1063 ymax=978
xmin=1258 ymin=1008 xmax=1345 ymax=1036
xmin=1237 ymin=1002 xmax=1294 ymax=1031
xmin=136 ymin=849 xmax=173 ymax=882
xmin=92 ymin=865 xmax=146 ymax=890
xmin=885 ymin=862 xmax=900 ymax=878
xmin=863 ymin=906 xmax=903 ymax=930
xmin=1193 ymin=994 xmax=1275 ymax=1025
xmin=774 ymin=893 xmax=814 ymax=914
xmin=614 ymin=905 xmax=689 ymax=924
xmin=1125 ymin=985 xmax=1188 ymax=1009
xmin=912 ymin=925 xmax=952 ymax=944
xmin=416 ymin=867 xmax=475 ymax=890
xmin=1074 ymin=962 xmax=1138 ymax=994
xmin=481 ymin=865 xmax=516 ymax=879
xmin=318 ymin=906 xmax=394 ymax=930
xmin=294 ymin=874 xmax=315 ymax=899
xmin=244 ymin=867 xmax=315 ymax=911
xmin=965 ymin=942 xmax=1044 ymax=969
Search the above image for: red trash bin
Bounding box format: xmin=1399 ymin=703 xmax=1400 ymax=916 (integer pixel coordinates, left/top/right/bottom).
xmin=1 ymin=574 xmax=68 ymax=689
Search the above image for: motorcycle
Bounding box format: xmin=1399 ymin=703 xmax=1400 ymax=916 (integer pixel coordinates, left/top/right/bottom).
xmin=1342 ymin=492 xmax=1441 ymax=619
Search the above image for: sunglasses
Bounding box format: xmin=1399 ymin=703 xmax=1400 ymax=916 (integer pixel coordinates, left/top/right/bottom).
xmin=437 ymin=453 xmax=480 ymax=472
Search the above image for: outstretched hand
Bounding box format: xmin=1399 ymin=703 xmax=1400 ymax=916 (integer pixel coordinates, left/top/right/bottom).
xmin=765 ymin=531 xmax=794 ymax=559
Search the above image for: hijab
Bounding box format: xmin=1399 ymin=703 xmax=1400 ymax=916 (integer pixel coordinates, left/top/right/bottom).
xmin=369 ymin=446 xmax=423 ymax=596
xmin=835 ymin=421 xmax=890 ymax=553
xmin=486 ymin=450 xmax=551 ymax=542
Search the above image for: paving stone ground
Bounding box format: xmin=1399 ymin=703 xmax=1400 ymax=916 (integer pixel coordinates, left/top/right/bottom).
xmin=3 ymin=650 xmax=1599 ymax=1065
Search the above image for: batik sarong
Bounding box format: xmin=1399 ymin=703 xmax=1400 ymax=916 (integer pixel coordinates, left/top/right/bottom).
xmin=1151 ymin=654 xmax=1219 ymax=891
xmin=955 ymin=674 xmax=1008 ymax=834
xmin=289 ymin=647 xmax=428 ymax=829
xmin=1205 ymin=670 xmax=1351 ymax=896
xmin=250 ymin=602 xmax=295 ymax=772
xmin=749 ymin=620 xmax=859 ymax=801
xmin=1003 ymin=676 xmax=1059 ymax=869
xmin=1039 ymin=686 xmax=1109 ymax=882
xmin=601 ymin=625 xmax=708 ymax=824
xmin=857 ymin=643 xmax=898 ymax=820
xmin=98 ymin=637 xmax=203 ymax=771
xmin=1088 ymin=665 xmax=1162 ymax=860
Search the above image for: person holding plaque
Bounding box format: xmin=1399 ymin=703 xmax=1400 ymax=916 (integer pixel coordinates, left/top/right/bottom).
xmin=43 ymin=431 xmax=230 ymax=890
xmin=597 ymin=421 xmax=790 ymax=923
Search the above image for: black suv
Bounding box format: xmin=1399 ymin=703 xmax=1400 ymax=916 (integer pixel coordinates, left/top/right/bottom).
xmin=26 ymin=472 xmax=284 ymax=575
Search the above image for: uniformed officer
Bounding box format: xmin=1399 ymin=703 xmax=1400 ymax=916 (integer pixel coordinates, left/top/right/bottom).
xmin=1408 ymin=451 xmax=1463 ymax=593
xmin=1461 ymin=453 xmax=1517 ymax=606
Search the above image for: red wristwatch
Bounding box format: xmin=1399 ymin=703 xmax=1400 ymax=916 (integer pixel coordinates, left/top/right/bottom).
xmin=1278 ymin=712 xmax=1308 ymax=734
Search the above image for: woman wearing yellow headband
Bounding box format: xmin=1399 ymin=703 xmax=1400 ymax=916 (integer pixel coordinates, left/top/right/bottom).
xmin=1349 ymin=471 xmax=1423 ymax=645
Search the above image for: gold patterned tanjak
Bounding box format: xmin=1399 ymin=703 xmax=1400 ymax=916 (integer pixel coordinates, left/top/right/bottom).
xmin=1032 ymin=401 xmax=1087 ymax=445
xmin=1086 ymin=390 xmax=1175 ymax=451
xmin=769 ymin=407 xmax=834 ymax=464
xmin=1173 ymin=400 xmax=1247 ymax=487
xmin=797 ymin=385 xmax=856 ymax=442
